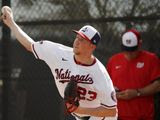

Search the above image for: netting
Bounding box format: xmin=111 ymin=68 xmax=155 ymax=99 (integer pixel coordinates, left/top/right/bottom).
xmin=1 ymin=0 xmax=160 ymax=120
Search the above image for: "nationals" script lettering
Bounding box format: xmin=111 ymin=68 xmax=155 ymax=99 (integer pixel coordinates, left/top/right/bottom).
xmin=55 ymin=68 xmax=93 ymax=84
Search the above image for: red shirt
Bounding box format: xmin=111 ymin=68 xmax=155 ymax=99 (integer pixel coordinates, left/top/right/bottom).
xmin=107 ymin=50 xmax=160 ymax=118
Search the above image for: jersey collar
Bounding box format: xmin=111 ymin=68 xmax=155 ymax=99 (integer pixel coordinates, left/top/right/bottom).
xmin=74 ymin=56 xmax=96 ymax=66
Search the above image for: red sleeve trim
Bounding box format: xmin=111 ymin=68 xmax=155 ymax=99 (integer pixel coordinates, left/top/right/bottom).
xmin=32 ymin=44 xmax=39 ymax=59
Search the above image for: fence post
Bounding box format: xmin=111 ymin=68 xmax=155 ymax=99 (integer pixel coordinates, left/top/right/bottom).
xmin=2 ymin=0 xmax=11 ymax=120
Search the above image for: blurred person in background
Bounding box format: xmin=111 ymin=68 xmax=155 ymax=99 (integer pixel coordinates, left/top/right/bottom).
xmin=106 ymin=29 xmax=160 ymax=120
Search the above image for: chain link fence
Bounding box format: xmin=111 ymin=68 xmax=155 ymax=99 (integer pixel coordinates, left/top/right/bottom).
xmin=0 ymin=0 xmax=160 ymax=120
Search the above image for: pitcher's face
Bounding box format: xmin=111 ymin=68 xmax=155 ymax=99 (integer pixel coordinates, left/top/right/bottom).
xmin=73 ymin=34 xmax=92 ymax=55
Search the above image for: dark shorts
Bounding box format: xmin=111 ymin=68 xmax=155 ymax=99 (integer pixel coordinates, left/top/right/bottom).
xmin=78 ymin=116 xmax=90 ymax=120
xmin=72 ymin=113 xmax=90 ymax=120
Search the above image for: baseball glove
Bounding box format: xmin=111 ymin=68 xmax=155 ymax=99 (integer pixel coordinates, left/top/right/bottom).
xmin=64 ymin=77 xmax=79 ymax=113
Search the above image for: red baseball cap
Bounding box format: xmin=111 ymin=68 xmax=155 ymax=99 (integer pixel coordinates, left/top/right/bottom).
xmin=121 ymin=29 xmax=141 ymax=51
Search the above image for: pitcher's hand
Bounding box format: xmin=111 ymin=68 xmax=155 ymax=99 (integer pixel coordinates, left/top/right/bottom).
xmin=1 ymin=6 xmax=14 ymax=28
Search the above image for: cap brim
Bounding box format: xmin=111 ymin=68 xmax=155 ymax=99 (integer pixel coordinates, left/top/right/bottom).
xmin=121 ymin=44 xmax=138 ymax=51
xmin=72 ymin=30 xmax=91 ymax=43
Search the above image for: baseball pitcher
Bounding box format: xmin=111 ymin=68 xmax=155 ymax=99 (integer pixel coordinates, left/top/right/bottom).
xmin=1 ymin=6 xmax=117 ymax=120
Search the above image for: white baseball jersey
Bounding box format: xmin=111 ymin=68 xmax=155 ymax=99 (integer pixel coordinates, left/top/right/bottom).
xmin=31 ymin=40 xmax=117 ymax=120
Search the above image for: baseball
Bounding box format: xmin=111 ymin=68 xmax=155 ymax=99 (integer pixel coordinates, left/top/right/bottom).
xmin=1 ymin=6 xmax=12 ymax=14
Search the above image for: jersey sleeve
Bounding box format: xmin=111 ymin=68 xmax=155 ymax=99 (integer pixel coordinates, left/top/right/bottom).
xmin=31 ymin=40 xmax=72 ymax=64
xmin=97 ymin=70 xmax=117 ymax=109
xmin=150 ymin=54 xmax=160 ymax=81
